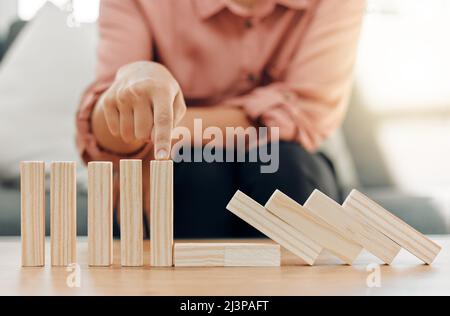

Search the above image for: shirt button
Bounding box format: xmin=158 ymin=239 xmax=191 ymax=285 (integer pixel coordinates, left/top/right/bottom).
xmin=244 ymin=19 xmax=253 ymax=29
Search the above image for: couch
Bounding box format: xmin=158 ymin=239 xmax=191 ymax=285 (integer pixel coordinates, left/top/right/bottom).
xmin=0 ymin=7 xmax=448 ymax=236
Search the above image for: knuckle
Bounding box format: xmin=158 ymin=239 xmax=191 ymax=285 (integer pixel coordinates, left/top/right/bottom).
xmin=104 ymin=99 xmax=117 ymax=113
xmin=150 ymin=83 xmax=172 ymax=97
xmin=160 ymin=84 xmax=173 ymax=95
xmin=155 ymin=132 xmax=171 ymax=143
xmin=116 ymin=88 xmax=133 ymax=107
xmin=155 ymin=112 xmax=171 ymax=126
xmin=131 ymin=81 xmax=150 ymax=97
xmin=151 ymin=62 xmax=172 ymax=77
xmin=103 ymin=93 xmax=116 ymax=108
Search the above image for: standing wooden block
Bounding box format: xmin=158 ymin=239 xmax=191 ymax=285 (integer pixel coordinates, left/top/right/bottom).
xmin=226 ymin=191 xmax=322 ymax=265
xmin=20 ymin=161 xmax=45 ymax=267
xmin=88 ymin=162 xmax=113 ymax=267
xmin=50 ymin=162 xmax=77 ymax=266
xmin=120 ymin=160 xmax=143 ymax=267
xmin=304 ymin=190 xmax=401 ymax=265
xmin=343 ymin=189 xmax=442 ymax=264
xmin=150 ymin=160 xmax=173 ymax=267
xmin=174 ymin=243 xmax=281 ymax=267
xmin=265 ymin=190 xmax=362 ymax=265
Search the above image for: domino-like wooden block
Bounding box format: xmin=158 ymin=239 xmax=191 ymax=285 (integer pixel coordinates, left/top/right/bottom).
xmin=304 ymin=190 xmax=401 ymax=264
xmin=343 ymin=189 xmax=442 ymax=264
xmin=174 ymin=243 xmax=281 ymax=267
xmin=51 ymin=162 xmax=77 ymax=266
xmin=88 ymin=162 xmax=113 ymax=267
xmin=20 ymin=161 xmax=45 ymax=267
xmin=120 ymin=160 xmax=143 ymax=267
xmin=265 ymin=190 xmax=362 ymax=265
xmin=150 ymin=160 xmax=173 ymax=267
xmin=226 ymin=191 xmax=322 ymax=265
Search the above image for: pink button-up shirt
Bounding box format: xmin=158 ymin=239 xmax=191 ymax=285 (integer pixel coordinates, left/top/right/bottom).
xmin=76 ymin=0 xmax=366 ymax=164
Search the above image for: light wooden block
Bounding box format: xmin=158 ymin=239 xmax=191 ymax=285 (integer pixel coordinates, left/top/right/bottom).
xmin=174 ymin=243 xmax=281 ymax=267
xmin=150 ymin=160 xmax=173 ymax=267
xmin=304 ymin=190 xmax=401 ymax=264
xmin=120 ymin=160 xmax=143 ymax=267
xmin=343 ymin=189 xmax=442 ymax=264
xmin=20 ymin=161 xmax=45 ymax=267
xmin=265 ymin=190 xmax=362 ymax=265
xmin=50 ymin=162 xmax=77 ymax=266
xmin=226 ymin=191 xmax=322 ymax=265
xmin=88 ymin=162 xmax=113 ymax=267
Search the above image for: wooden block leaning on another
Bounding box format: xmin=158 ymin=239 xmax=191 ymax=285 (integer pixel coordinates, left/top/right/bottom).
xmin=343 ymin=189 xmax=442 ymax=264
xmin=226 ymin=191 xmax=322 ymax=265
xmin=304 ymin=190 xmax=401 ymax=265
xmin=265 ymin=190 xmax=362 ymax=265
xmin=174 ymin=243 xmax=281 ymax=267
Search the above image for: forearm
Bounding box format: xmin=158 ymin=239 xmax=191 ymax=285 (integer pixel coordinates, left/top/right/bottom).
xmin=177 ymin=106 xmax=255 ymax=146
xmin=173 ymin=106 xmax=254 ymax=146
xmin=92 ymin=96 xmax=255 ymax=154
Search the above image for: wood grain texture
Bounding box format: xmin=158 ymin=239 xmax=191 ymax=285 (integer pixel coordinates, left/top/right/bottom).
xmin=343 ymin=189 xmax=442 ymax=264
xmin=88 ymin=162 xmax=113 ymax=267
xmin=2 ymin=237 xmax=450 ymax=296
xmin=20 ymin=161 xmax=45 ymax=267
xmin=174 ymin=243 xmax=280 ymax=267
xmin=150 ymin=160 xmax=173 ymax=267
xmin=50 ymin=162 xmax=77 ymax=266
xmin=304 ymin=190 xmax=401 ymax=265
xmin=265 ymin=190 xmax=362 ymax=265
xmin=226 ymin=191 xmax=322 ymax=265
xmin=120 ymin=160 xmax=143 ymax=267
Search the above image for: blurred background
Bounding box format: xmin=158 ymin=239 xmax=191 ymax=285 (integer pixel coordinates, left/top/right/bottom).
xmin=0 ymin=0 xmax=449 ymax=235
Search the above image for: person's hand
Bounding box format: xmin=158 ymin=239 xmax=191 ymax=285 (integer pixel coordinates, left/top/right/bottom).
xmin=99 ymin=61 xmax=186 ymax=159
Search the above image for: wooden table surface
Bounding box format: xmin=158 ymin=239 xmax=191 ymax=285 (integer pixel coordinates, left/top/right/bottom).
xmin=1 ymin=236 xmax=448 ymax=296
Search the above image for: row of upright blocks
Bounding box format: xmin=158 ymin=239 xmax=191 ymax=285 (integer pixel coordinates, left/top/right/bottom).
xmin=21 ymin=159 xmax=442 ymax=268
xmin=21 ymin=160 xmax=174 ymax=267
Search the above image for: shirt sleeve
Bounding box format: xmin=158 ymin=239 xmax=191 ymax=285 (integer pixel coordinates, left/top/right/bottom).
xmin=76 ymin=0 xmax=153 ymax=165
xmin=228 ymin=0 xmax=366 ymax=152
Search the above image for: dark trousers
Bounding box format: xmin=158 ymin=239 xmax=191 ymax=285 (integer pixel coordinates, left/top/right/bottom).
xmin=171 ymin=141 xmax=341 ymax=238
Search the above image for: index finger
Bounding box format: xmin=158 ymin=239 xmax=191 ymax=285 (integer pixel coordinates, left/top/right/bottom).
xmin=152 ymin=92 xmax=174 ymax=160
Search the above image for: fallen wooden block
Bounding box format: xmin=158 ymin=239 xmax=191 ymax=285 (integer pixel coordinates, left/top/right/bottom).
xmin=51 ymin=162 xmax=77 ymax=266
xmin=343 ymin=189 xmax=442 ymax=264
xmin=88 ymin=162 xmax=113 ymax=267
xmin=174 ymin=243 xmax=281 ymax=267
xmin=20 ymin=161 xmax=46 ymax=267
xmin=120 ymin=160 xmax=143 ymax=267
xmin=265 ymin=190 xmax=362 ymax=265
xmin=226 ymin=191 xmax=322 ymax=265
xmin=304 ymin=190 xmax=401 ymax=265
xmin=150 ymin=160 xmax=174 ymax=267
